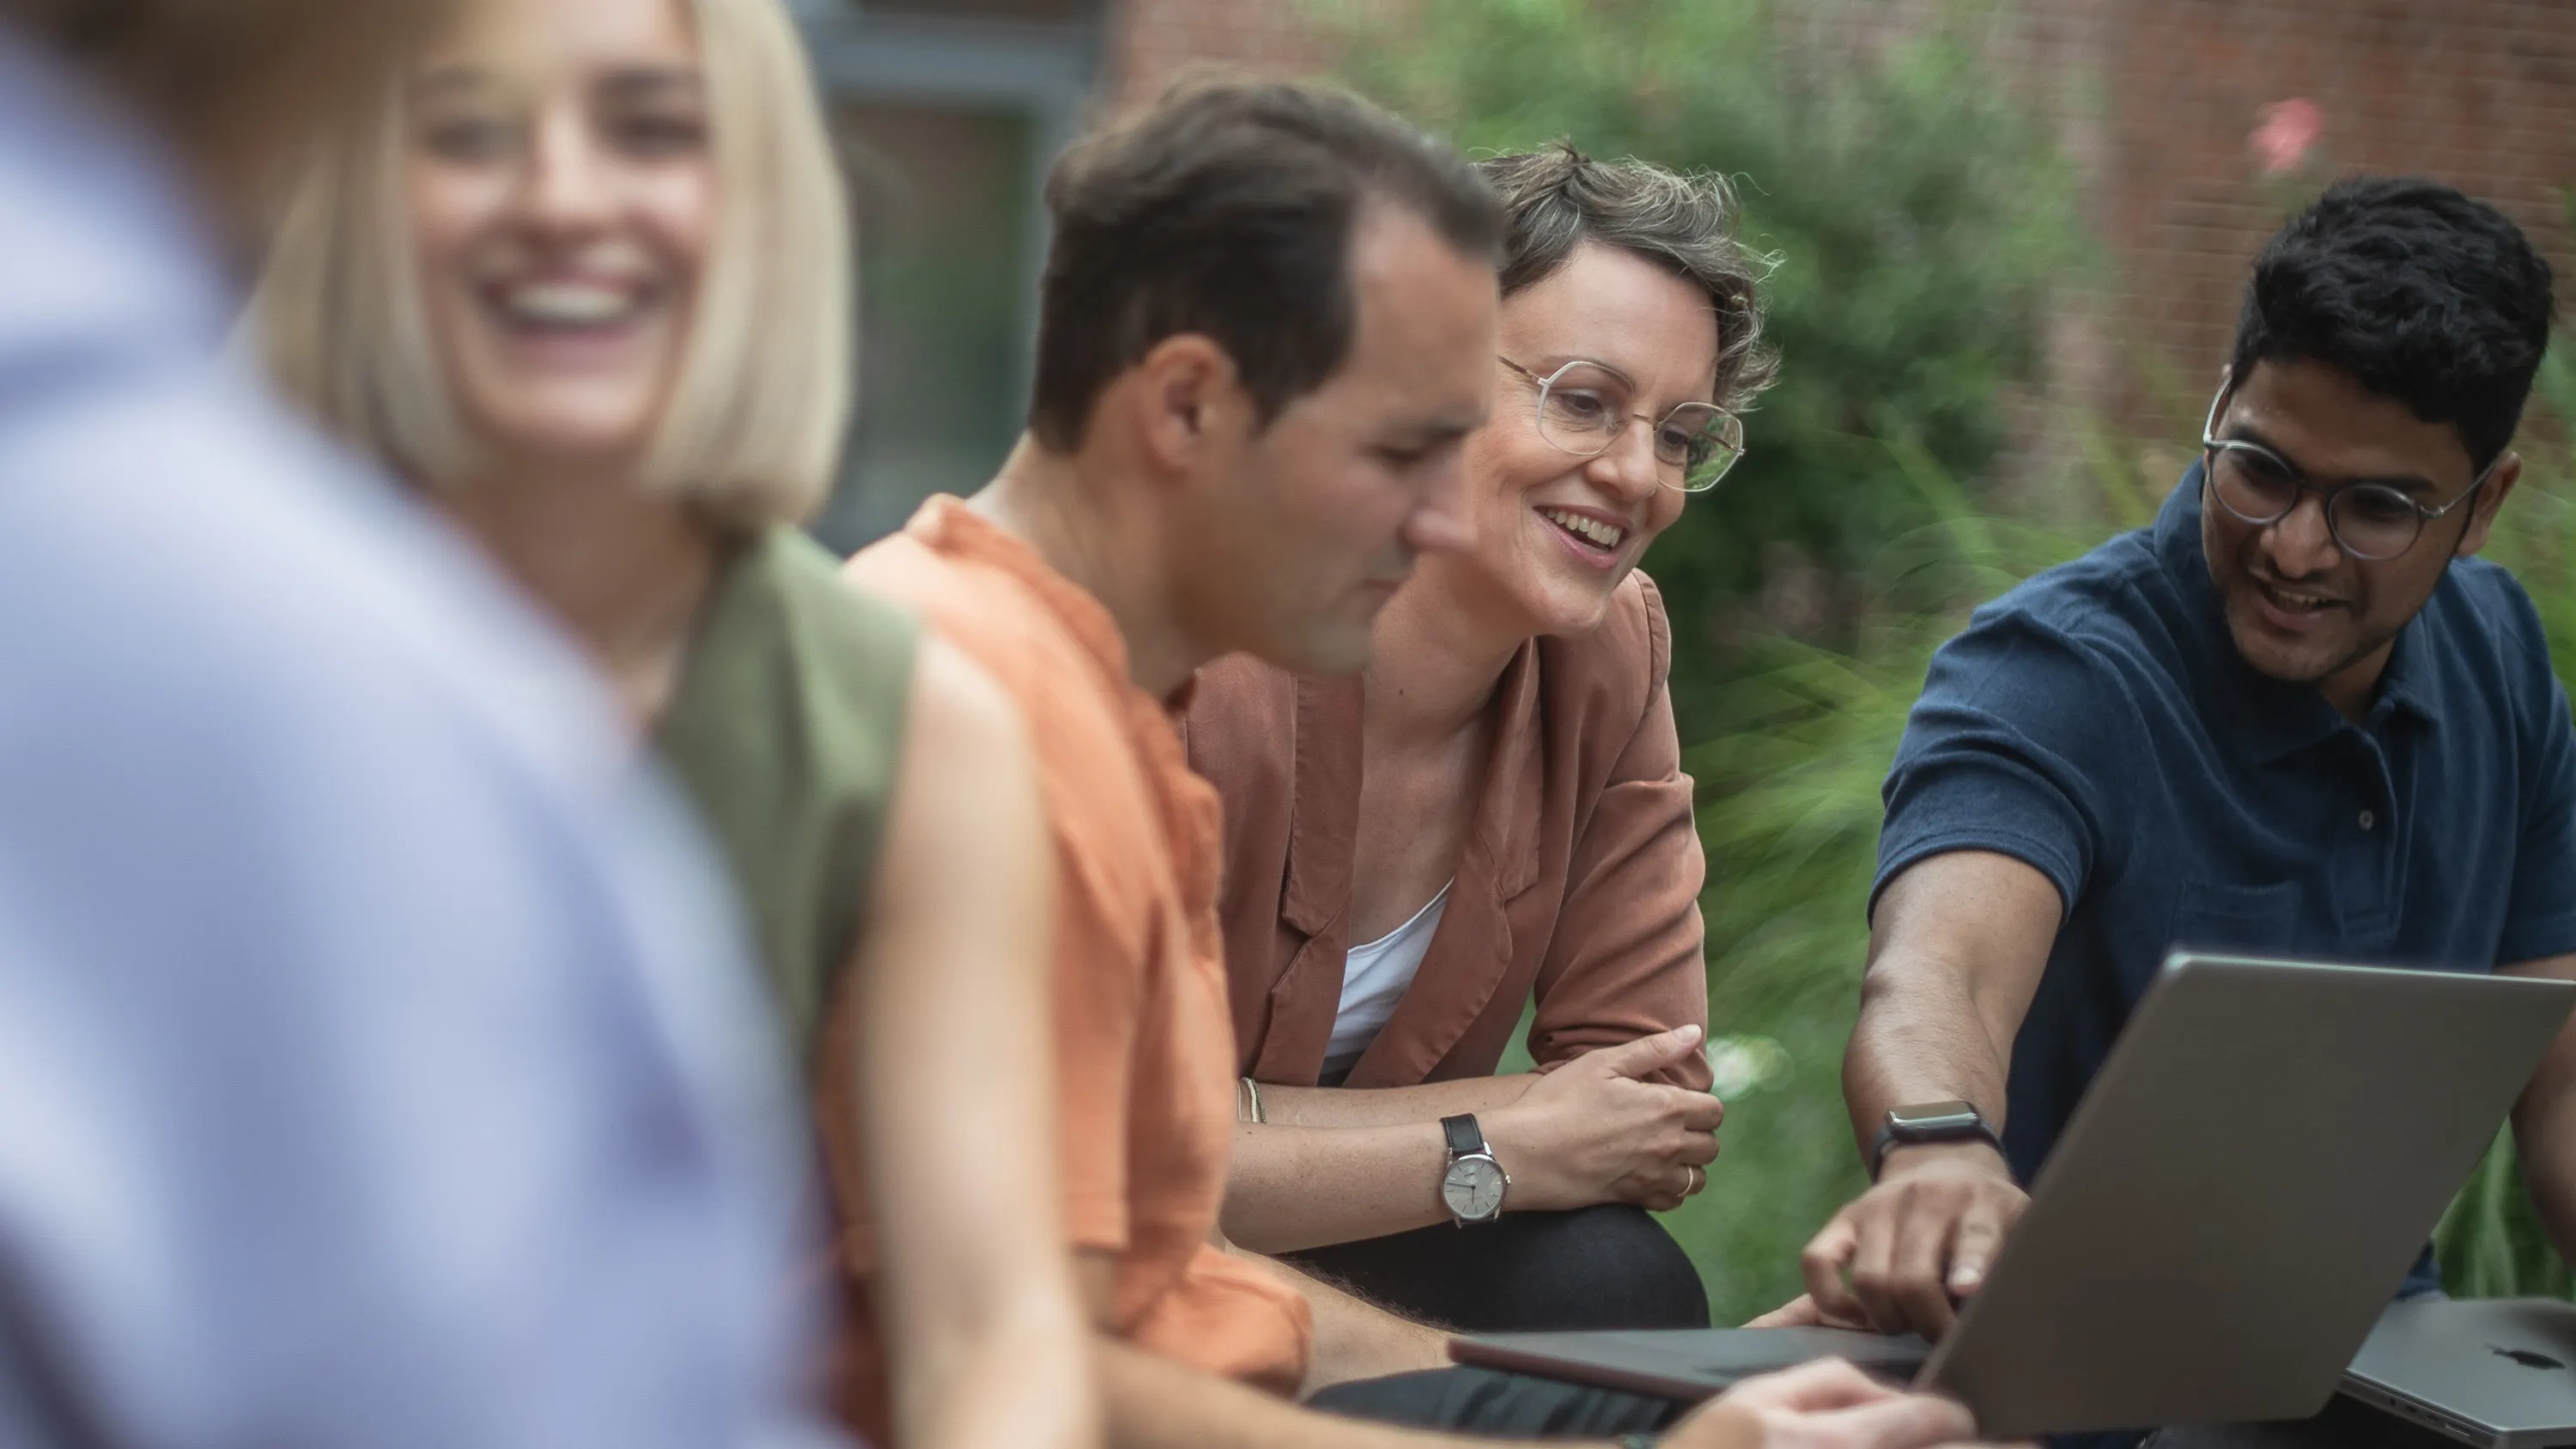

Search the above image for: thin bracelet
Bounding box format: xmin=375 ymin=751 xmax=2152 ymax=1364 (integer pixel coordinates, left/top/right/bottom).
xmin=1241 ymin=1075 xmax=1266 ymax=1124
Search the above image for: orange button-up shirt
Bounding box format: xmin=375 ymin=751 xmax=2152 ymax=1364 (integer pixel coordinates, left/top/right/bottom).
xmin=1182 ymin=571 xmax=1712 ymax=1091
xmin=829 ymin=496 xmax=1310 ymax=1443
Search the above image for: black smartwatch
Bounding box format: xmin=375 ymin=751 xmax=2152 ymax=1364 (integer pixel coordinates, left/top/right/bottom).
xmin=1438 ymin=1114 xmax=1509 ymax=1225
xmin=1870 ymin=1100 xmax=2002 ymax=1180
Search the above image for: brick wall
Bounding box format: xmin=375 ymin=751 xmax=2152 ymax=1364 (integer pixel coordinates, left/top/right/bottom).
xmin=2093 ymin=0 xmax=2576 ymax=437
xmin=1109 ymin=0 xmax=1332 ymax=107
xmin=1099 ymin=0 xmax=2576 ymax=442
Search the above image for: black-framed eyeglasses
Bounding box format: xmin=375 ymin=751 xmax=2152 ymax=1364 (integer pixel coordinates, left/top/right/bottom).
xmin=1498 ymin=356 xmax=1745 ymax=493
xmin=2200 ymin=379 xmax=2498 ymax=562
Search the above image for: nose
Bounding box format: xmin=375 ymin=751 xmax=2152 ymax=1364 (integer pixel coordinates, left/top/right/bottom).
xmin=1400 ymin=449 xmax=1476 ymax=557
xmin=2262 ymin=490 xmax=2342 ymax=577
xmin=1583 ymin=419 xmax=1662 ymax=506
xmin=519 ymin=107 xmax=613 ymax=233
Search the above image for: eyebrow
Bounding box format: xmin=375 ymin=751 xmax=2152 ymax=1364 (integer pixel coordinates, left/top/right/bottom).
xmin=600 ymin=67 xmax=704 ymax=102
xmin=2223 ymin=423 xmax=2443 ymax=496
xmin=410 ymin=64 xmax=702 ymax=101
xmin=1527 ymin=353 xmax=1717 ymax=411
xmin=1383 ymin=412 xmax=1483 ymax=447
xmin=413 ymin=65 xmax=495 ymax=100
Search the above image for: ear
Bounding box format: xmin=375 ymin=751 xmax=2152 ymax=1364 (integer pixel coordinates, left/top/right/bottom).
xmin=2454 ymin=451 xmax=2521 ymax=560
xmin=1121 ymin=333 xmax=1250 ymax=483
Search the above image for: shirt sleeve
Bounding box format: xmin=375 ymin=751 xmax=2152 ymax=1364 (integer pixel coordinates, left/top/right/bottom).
xmin=1048 ymin=835 xmax=1148 ymax=1253
xmin=1874 ymin=607 xmax=2142 ymax=920
xmin=1527 ymin=581 xmax=1712 ymax=1089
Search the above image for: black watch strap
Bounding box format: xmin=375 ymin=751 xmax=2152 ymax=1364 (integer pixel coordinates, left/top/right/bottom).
xmin=1441 ymin=1113 xmax=1486 ymax=1158
xmin=1869 ymin=1111 xmax=2002 ymax=1180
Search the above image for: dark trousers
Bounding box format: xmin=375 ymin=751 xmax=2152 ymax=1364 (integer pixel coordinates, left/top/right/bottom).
xmin=1310 ymin=1367 xmax=1685 ymax=1437
xmin=1283 ymin=1203 xmax=1711 ymax=1333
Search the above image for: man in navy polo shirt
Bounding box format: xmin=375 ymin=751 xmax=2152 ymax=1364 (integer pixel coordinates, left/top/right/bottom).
xmin=1768 ymin=178 xmax=2576 ymax=1395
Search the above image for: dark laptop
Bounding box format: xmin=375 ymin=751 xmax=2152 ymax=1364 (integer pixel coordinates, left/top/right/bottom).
xmin=1452 ymin=953 xmax=2576 ymax=1438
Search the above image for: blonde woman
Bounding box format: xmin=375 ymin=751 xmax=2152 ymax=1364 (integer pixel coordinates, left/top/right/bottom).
xmin=249 ymin=3 xmax=1096 ymax=1449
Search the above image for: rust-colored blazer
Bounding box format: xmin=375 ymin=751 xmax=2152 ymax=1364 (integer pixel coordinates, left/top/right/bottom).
xmin=1181 ymin=571 xmax=1713 ymax=1092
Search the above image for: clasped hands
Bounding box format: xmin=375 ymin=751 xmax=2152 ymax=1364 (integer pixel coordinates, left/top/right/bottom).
xmin=1483 ymin=1023 xmax=1725 ymax=1213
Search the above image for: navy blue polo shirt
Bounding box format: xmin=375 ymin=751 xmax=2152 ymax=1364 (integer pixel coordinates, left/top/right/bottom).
xmin=1877 ymin=469 xmax=2576 ymax=1297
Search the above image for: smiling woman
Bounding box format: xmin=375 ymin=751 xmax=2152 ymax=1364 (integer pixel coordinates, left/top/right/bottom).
xmin=1182 ymin=142 xmax=1775 ymax=1333
xmin=242 ymin=6 xmax=1098 ymax=1449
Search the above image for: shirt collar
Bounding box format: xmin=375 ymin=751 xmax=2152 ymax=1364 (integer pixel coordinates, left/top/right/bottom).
xmin=902 ymin=492 xmax=1145 ymax=698
xmin=2152 ymin=464 xmax=2442 ymax=763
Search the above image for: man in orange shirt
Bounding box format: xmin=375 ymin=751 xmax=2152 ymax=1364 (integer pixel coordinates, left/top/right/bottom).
xmin=847 ymin=78 xmax=1987 ymax=1449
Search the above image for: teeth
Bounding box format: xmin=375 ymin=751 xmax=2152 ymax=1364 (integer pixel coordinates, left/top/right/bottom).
xmin=1541 ymin=508 xmax=1625 ymax=550
xmin=501 ymin=282 xmax=637 ymax=326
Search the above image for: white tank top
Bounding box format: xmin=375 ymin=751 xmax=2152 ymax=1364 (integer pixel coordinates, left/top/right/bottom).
xmin=1322 ymin=882 xmax=1453 ymax=1077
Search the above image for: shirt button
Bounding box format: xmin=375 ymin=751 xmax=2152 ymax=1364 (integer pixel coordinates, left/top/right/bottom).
xmin=2359 ymin=810 xmax=2377 ymax=831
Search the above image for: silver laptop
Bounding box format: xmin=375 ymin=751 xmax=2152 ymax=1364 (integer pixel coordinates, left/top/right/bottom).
xmin=2342 ymin=1299 xmax=2576 ymax=1447
xmin=1453 ymin=953 xmax=2576 ymax=1439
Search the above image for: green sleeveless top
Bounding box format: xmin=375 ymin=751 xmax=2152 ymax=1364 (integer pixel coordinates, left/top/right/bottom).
xmin=654 ymin=526 xmax=917 ymax=1056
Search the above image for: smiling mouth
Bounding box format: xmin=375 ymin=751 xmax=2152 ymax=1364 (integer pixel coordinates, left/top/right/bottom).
xmin=1539 ymin=507 xmax=1625 ymax=551
xmin=2250 ymin=574 xmax=2343 ymax=617
xmin=484 ymin=278 xmax=656 ymax=332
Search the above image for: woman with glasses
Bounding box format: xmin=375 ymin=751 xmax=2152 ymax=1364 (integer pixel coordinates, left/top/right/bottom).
xmin=246 ymin=3 xmax=1097 ymax=1449
xmin=1182 ymin=143 xmax=1773 ymax=1331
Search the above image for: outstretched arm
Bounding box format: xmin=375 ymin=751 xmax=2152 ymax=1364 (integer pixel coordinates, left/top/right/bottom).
xmin=1771 ymin=850 xmax=2057 ymax=1339
xmin=848 ymin=638 xmax=1098 ymax=1449
xmin=2502 ymin=953 xmax=2576 ymax=1267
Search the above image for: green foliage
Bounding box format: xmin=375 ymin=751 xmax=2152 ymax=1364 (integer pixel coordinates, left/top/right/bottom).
xmin=1314 ymin=0 xmax=2078 ymax=726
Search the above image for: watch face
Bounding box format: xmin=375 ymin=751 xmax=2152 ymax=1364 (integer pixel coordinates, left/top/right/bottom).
xmin=1890 ymin=1100 xmax=1981 ymax=1134
xmin=1443 ymin=1155 xmax=1506 ymax=1221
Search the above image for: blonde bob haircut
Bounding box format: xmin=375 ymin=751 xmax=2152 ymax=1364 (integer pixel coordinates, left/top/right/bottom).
xmin=251 ymin=0 xmax=851 ymax=529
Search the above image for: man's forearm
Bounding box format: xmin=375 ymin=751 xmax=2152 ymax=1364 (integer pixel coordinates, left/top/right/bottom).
xmin=1226 ymin=1246 xmax=1451 ymax=1393
xmin=2514 ymin=1082 xmax=2576 ymax=1265
xmin=1844 ymin=851 xmax=2061 ymax=1157
xmin=1256 ymin=1075 xmax=1533 ymax=1129
xmin=1097 ymin=1337 xmax=1524 ymax=1449
xmin=1841 ymin=968 xmax=2014 ymax=1160
xmin=2504 ymin=954 xmax=2576 ymax=1266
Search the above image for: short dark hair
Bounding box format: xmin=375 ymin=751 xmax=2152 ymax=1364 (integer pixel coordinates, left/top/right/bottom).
xmin=1480 ymin=143 xmax=1778 ymax=411
xmin=1027 ymin=76 xmax=1505 ymax=450
xmin=2231 ymin=176 xmax=2555 ymax=472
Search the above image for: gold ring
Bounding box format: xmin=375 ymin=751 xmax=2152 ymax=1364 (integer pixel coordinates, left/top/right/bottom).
xmin=1687 ymin=1165 xmax=1704 ymax=1196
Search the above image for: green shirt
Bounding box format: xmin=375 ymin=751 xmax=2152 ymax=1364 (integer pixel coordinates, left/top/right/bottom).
xmin=655 ymin=526 xmax=916 ymax=1054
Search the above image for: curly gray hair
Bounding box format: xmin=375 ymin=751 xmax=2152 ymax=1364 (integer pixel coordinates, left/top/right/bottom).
xmin=1479 ymin=142 xmax=1779 ymax=411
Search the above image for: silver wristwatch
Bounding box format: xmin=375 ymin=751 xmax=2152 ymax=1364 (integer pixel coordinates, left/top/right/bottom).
xmin=1439 ymin=1113 xmax=1509 ymax=1226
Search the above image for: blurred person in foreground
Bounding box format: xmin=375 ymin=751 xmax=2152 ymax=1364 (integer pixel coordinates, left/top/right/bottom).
xmin=847 ymin=76 xmax=1987 ymax=1449
xmin=1184 ymin=143 xmax=1766 ymax=1335
xmin=1760 ymin=179 xmax=2576 ymax=1446
xmin=0 ymin=2 xmax=836 ymax=1446
xmin=245 ymin=3 xmax=1094 ymax=1449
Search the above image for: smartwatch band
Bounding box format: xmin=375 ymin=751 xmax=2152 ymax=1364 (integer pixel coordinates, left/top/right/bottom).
xmin=1868 ymin=1114 xmax=2002 ymax=1180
